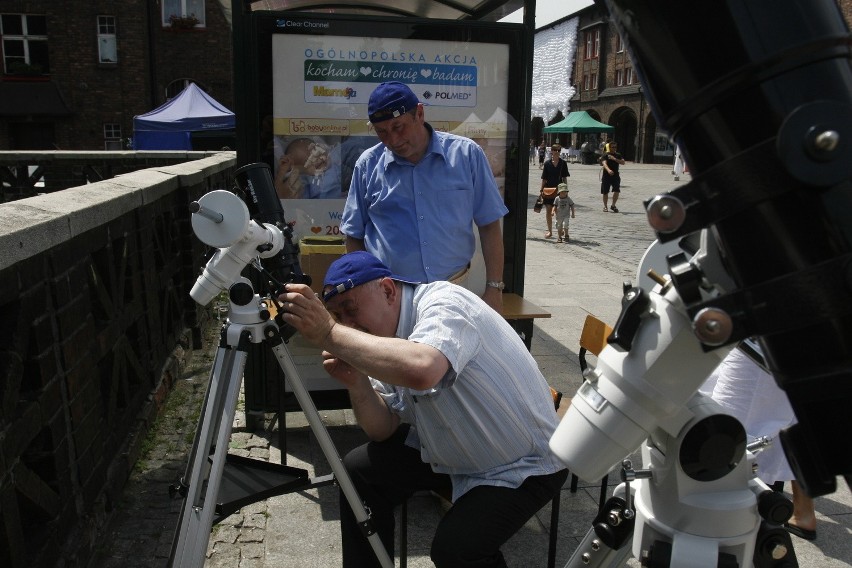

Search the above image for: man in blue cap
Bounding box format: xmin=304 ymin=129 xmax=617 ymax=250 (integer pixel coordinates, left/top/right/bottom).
xmin=278 ymin=251 xmax=567 ymax=568
xmin=340 ymin=81 xmax=509 ymax=312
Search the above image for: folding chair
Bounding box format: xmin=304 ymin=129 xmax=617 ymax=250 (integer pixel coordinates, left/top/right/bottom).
xmin=576 ymin=314 xmax=614 ymax=512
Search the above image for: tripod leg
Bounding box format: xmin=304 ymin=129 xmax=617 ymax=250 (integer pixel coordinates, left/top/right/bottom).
xmin=270 ymin=342 xmax=394 ymax=568
xmin=170 ymin=343 xmax=248 ymax=568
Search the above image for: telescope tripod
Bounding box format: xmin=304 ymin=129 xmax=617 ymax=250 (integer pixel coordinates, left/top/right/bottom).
xmin=168 ymin=278 xmax=393 ymax=568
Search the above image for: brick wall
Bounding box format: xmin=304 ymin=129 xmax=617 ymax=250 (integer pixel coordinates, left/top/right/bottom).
xmin=152 ymin=1 xmax=234 ymax=111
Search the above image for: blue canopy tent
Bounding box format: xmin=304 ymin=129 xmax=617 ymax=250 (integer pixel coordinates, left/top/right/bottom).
xmin=133 ymin=83 xmax=235 ymax=150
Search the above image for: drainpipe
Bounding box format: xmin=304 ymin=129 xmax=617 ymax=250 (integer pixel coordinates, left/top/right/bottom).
xmin=147 ymin=0 xmax=159 ymax=108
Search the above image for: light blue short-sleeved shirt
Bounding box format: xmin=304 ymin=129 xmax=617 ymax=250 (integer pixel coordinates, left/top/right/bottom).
xmin=341 ymin=125 xmax=509 ymax=283
xmin=371 ymin=282 xmax=564 ymax=501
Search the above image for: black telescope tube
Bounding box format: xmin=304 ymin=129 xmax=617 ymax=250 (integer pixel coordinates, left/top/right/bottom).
xmin=234 ymin=162 xmax=289 ymax=228
xmin=233 ymin=162 xmax=310 ymax=290
xmin=605 ymin=0 xmax=852 ymax=496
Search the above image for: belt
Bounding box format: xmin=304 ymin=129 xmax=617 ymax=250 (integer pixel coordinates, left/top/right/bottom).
xmin=448 ymin=264 xmax=471 ymax=285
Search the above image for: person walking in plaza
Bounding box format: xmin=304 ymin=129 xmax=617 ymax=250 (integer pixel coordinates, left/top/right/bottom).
xmin=599 ymin=141 xmax=625 ymax=212
xmin=340 ymin=81 xmax=509 ymax=312
xmin=540 ymin=144 xmax=570 ymax=238
xmin=553 ymin=184 xmax=575 ymax=243
xmin=537 ymin=142 xmax=546 ymax=169
xmin=277 ymin=251 xmax=568 ymax=568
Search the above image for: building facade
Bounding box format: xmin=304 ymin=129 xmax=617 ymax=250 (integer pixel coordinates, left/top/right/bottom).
xmin=567 ymin=3 xmax=662 ymax=164
xmin=0 ymin=0 xmax=233 ymax=151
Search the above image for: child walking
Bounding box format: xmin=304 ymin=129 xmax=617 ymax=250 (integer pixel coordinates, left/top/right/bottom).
xmin=553 ymin=184 xmax=575 ymax=243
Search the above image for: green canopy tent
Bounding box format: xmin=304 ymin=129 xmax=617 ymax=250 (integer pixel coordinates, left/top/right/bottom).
xmin=542 ymin=111 xmax=614 ymax=133
xmin=543 ymin=111 xmax=614 ymax=163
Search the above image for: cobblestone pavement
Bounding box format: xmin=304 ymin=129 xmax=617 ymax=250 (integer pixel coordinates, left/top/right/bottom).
xmin=89 ymin=163 xmax=851 ymax=568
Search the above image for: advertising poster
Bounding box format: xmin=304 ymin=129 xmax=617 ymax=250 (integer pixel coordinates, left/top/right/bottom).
xmin=266 ymin=26 xmax=514 ymax=242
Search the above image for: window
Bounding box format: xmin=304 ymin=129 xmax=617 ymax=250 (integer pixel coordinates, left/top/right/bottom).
xmin=1 ymin=14 xmax=49 ymax=75
xmin=584 ymin=29 xmax=600 ymax=59
xmin=97 ymin=15 xmax=117 ymax=63
xmin=162 ymin=0 xmax=206 ymax=27
xmin=104 ymin=123 xmax=122 ymax=150
xmin=616 ymin=69 xmax=624 ymax=86
xmin=615 ymin=35 xmax=624 ymax=53
xmin=591 ymin=73 xmax=598 ymax=90
xmin=583 ymin=74 xmax=590 ymax=91
xmin=626 ymin=67 xmax=634 ymax=85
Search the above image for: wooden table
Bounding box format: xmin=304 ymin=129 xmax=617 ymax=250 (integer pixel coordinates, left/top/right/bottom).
xmin=501 ymin=293 xmax=551 ymax=351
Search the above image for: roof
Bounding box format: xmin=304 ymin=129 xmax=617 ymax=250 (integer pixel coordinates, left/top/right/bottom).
xmin=246 ymin=0 xmax=526 ymax=21
xmin=542 ymin=110 xmax=613 ymax=133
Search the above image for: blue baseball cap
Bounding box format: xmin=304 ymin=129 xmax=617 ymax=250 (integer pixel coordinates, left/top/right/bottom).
xmin=367 ymin=82 xmax=420 ymax=123
xmin=322 ymin=251 xmax=419 ymax=302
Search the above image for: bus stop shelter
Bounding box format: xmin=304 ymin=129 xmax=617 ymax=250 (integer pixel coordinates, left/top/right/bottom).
xmin=230 ymin=0 xmax=541 ymax=414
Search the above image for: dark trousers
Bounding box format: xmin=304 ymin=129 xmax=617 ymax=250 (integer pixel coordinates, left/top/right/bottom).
xmin=340 ymin=424 xmax=569 ymax=568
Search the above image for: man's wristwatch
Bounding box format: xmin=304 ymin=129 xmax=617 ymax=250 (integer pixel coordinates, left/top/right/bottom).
xmin=485 ymin=280 xmax=505 ymax=290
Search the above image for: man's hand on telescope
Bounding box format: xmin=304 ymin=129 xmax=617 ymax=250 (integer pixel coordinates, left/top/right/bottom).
xmin=277 ymin=284 xmax=336 ymax=345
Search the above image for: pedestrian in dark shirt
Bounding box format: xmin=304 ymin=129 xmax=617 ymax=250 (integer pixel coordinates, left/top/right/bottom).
xmin=599 ymin=142 xmax=625 ymax=212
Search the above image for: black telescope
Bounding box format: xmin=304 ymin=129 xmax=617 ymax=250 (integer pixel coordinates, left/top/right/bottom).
xmin=233 ymin=162 xmax=311 ymax=292
xmin=604 ymin=0 xmax=852 ymax=496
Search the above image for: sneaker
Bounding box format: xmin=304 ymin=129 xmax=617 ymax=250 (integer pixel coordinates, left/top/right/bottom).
xmin=557 ymin=239 xmax=563 ymax=243
xmin=610 ymin=205 xmax=618 ymax=213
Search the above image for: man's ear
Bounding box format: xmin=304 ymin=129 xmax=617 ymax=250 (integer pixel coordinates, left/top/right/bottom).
xmin=414 ymin=104 xmax=426 ymax=123
xmin=379 ymin=277 xmax=397 ymax=304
